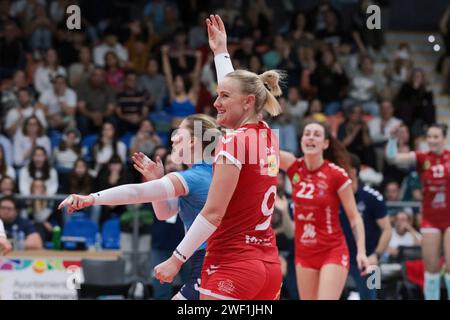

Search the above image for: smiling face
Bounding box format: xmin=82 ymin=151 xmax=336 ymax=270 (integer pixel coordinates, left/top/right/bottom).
xmin=301 ymin=123 xmax=329 ymax=156
xmin=214 ymin=77 xmax=251 ymax=128
xmin=426 ymin=127 xmax=446 ymax=154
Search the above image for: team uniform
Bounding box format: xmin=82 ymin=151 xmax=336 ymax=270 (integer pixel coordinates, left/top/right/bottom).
xmin=199 ymin=121 xmax=282 ymax=300
xmin=340 ymin=183 xmax=387 ymax=299
xmin=171 ymin=162 xmax=212 ymax=300
xmin=414 ymin=150 xmax=450 ymax=233
xmin=287 ymin=159 xmax=352 ymax=270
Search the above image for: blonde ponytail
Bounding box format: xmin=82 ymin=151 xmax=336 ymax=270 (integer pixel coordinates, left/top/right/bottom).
xmin=226 ymin=69 xmax=284 ymax=117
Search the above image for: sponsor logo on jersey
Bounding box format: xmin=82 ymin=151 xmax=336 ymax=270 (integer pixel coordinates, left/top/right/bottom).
xmin=301 ymin=223 xmax=316 ymax=242
xmin=298 ymin=212 xmax=315 ymax=221
xmin=293 ymin=173 xmax=300 ymax=184
xmin=267 ymin=154 xmax=278 ymax=176
xmin=317 ymin=181 xmax=328 ymax=190
xmin=217 ymin=279 xmax=235 ymax=295
xmin=424 ymin=160 xmax=431 ymax=170
xmin=317 ymin=172 xmax=327 ymax=179
xmin=206 ymin=265 xmax=220 ymax=276
xmin=245 ymin=235 xmax=272 ymax=246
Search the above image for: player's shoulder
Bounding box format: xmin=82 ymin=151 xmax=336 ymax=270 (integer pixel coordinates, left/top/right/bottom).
xmin=362 ymin=185 xmax=384 ymax=202
xmin=327 ymin=161 xmax=349 ymax=177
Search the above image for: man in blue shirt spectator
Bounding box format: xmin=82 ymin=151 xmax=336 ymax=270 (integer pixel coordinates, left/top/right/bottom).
xmin=340 ymin=154 xmax=392 ymax=300
xmin=0 ymin=196 xmax=43 ymax=250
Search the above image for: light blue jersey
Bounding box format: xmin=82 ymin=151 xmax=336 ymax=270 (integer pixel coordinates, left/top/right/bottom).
xmin=173 ymin=162 xmax=212 ymax=251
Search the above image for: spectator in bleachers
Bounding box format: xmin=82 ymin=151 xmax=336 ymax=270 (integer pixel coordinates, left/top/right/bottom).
xmin=439 ymin=4 xmax=450 ymax=93
xmin=76 ymin=67 xmax=116 ymax=135
xmin=287 ymin=11 xmax=315 ymax=53
xmin=49 ymin=0 xmax=70 ymax=26
xmin=0 ymin=195 xmax=43 ymax=250
xmin=4 ymin=87 xmax=47 ymax=137
xmin=129 ymin=119 xmax=161 ymax=158
xmin=125 ymin=20 xmax=158 ymax=75
xmin=384 ymin=43 xmax=414 ymax=97
xmin=26 ymin=178 xmax=58 ymax=244
xmin=138 ymin=58 xmax=168 ymax=112
xmin=385 ymin=211 xmax=422 ymax=261
xmin=188 ymin=12 xmax=208 ymax=50
xmin=54 ymin=28 xmax=87 ymax=69
xmin=248 ymin=54 xmax=265 ymax=75
xmin=310 ymin=46 xmax=349 ymax=115
xmin=384 ymin=180 xmax=414 ymax=217
xmin=0 ymin=145 xmax=15 ymax=181
xmin=0 ymin=21 xmax=26 ymax=80
xmin=369 ymin=100 xmax=402 ymax=145
xmin=93 ymin=29 xmax=129 ymax=68
xmin=233 ymin=34 xmax=257 ymax=69
xmin=351 ymin=0 xmax=385 ymax=57
xmin=26 ymin=4 xmax=55 ymax=52
xmin=116 ymin=71 xmax=149 ymax=135
xmin=96 ymin=155 xmax=132 ymax=226
xmin=37 ymin=75 xmax=77 ymax=131
xmin=0 ymin=69 xmax=33 ymax=118
xmin=104 ymin=51 xmax=125 ymax=92
xmin=314 ymin=6 xmax=349 ymax=49
xmin=161 ymin=45 xmax=202 ymax=128
xmin=142 ymin=0 xmax=169 ymax=36
xmin=270 ymin=97 xmax=299 ymax=155
xmin=338 ymin=104 xmax=375 ymax=168
xmin=66 ymin=158 xmax=93 ymax=195
xmin=68 ymin=46 xmax=94 ymax=90
xmin=368 ymin=99 xmax=402 ymax=171
xmin=18 ymin=146 xmax=58 ymax=196
xmin=301 ymin=98 xmax=327 ymax=125
xmin=13 ymin=115 xmax=51 ymax=167
xmin=0 ymin=176 xmax=15 ymax=196
xmin=345 ymin=55 xmax=385 ymax=116
xmin=394 ymin=68 xmax=436 ymax=139
xmin=53 ymin=127 xmax=82 ymax=173
xmin=0 ymin=122 xmax=13 ymax=167
xmin=286 ymin=86 xmax=308 ymax=121
xmin=33 ymin=48 xmax=66 ymax=95
xmin=91 ymin=121 xmax=127 ymax=176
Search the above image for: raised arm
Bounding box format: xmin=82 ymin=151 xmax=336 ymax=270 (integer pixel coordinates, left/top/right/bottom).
xmin=207 ymin=14 xmax=234 ymax=81
xmin=385 ymin=127 xmax=416 ymax=166
xmin=161 ymin=45 xmax=175 ymax=100
xmin=280 ymin=150 xmax=297 ymax=172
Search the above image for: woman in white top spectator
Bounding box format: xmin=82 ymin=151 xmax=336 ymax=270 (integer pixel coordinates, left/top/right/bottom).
xmin=27 ymin=179 xmax=56 ymax=243
xmin=129 ymin=119 xmax=161 ymax=157
xmin=53 ymin=127 xmax=82 ymax=173
xmin=13 ymin=115 xmax=51 ymax=167
xmin=385 ymin=211 xmax=422 ymax=261
xmin=91 ymin=121 xmax=127 ymax=176
xmin=19 ymin=146 xmax=58 ymax=196
xmin=0 ymin=145 xmax=16 ymax=181
xmin=33 ymin=48 xmax=67 ymax=95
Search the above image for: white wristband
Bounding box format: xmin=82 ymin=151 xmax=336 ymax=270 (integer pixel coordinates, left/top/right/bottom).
xmin=173 ymin=214 xmax=217 ymax=263
xmin=0 ymin=219 xmax=6 ymax=238
xmin=214 ymin=53 xmax=235 ymax=82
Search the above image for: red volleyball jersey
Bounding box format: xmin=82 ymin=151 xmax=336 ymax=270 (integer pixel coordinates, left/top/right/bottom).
xmin=206 ymin=121 xmax=280 ymax=264
xmin=415 ymin=150 xmax=450 ymax=225
xmin=287 ymin=159 xmax=351 ymax=254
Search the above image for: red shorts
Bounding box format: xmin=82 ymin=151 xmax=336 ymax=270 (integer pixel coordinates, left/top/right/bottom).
xmin=420 ymin=217 xmax=450 ymax=234
xmin=199 ymin=259 xmax=282 ymax=300
xmin=295 ymin=242 xmax=350 ymax=271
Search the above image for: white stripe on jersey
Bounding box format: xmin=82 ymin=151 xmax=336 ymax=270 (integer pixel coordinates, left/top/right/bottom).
xmin=363 ymin=185 xmax=384 ymax=202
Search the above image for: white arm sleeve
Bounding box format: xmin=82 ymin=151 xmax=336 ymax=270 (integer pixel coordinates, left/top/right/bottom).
xmin=91 ymin=176 xmax=176 ymax=206
xmin=173 ymin=214 xmax=217 ymax=263
xmin=0 ymin=219 xmax=5 ymax=238
xmin=153 ymin=198 xmax=179 ymax=221
xmin=214 ymin=53 xmax=235 ymax=82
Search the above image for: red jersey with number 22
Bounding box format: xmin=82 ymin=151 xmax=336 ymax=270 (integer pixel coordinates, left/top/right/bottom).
xmin=206 ymin=121 xmax=280 ymax=264
xmin=415 ymin=150 xmax=450 ymax=226
xmin=287 ymin=159 xmax=351 ymax=256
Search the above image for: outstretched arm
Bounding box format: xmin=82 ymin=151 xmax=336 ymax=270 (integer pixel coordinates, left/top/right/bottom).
xmin=58 ymin=174 xmax=184 ymax=214
xmin=207 ymin=14 xmax=234 ymax=82
xmin=161 ymin=45 xmax=176 ymax=100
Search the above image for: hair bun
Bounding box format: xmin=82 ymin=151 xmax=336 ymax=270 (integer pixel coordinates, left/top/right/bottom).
xmin=259 ymin=71 xmax=284 ymax=97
